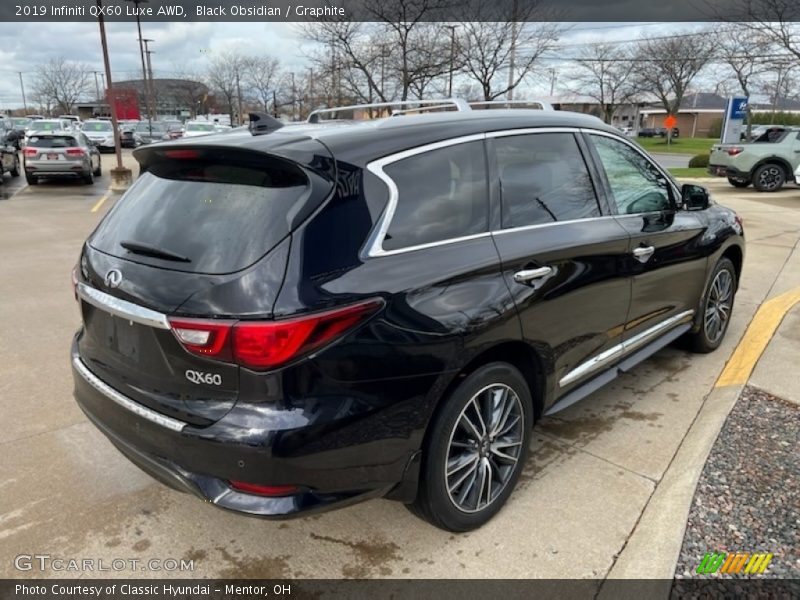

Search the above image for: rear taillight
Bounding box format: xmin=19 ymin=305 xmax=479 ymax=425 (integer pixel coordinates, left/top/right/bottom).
xmin=168 ymin=299 xmax=383 ymax=370
xmin=66 ymin=148 xmax=85 ymax=157
xmin=23 ymin=147 xmax=37 ymax=157
xmin=726 ymin=147 xmax=743 ymax=156
xmin=229 ymin=481 xmax=299 ymax=497
xmin=168 ymin=318 xmax=235 ymax=362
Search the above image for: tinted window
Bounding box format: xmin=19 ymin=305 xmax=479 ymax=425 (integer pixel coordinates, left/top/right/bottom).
xmin=90 ymin=155 xmax=311 ymax=274
xmin=29 ymin=136 xmax=78 ymax=148
xmin=382 ymin=140 xmax=488 ymax=251
xmin=590 ymin=135 xmax=672 ymax=214
xmin=186 ymin=123 xmax=214 ymax=132
xmin=496 ymin=133 xmax=600 ymax=228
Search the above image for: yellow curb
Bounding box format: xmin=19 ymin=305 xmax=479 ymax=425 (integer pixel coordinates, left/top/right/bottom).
xmin=716 ymin=287 xmax=800 ymax=387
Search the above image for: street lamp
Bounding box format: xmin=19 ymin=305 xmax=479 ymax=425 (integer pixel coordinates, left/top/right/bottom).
xmin=96 ymin=0 xmax=132 ymax=190
xmin=142 ymin=38 xmax=156 ymax=121
xmin=123 ymin=0 xmax=153 ymax=124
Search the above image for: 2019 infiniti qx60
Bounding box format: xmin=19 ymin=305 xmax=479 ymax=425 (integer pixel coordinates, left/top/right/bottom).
xmin=71 ymin=107 xmax=744 ymax=531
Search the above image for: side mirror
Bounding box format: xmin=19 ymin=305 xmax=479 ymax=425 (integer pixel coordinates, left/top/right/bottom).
xmin=681 ymin=184 xmax=709 ymax=211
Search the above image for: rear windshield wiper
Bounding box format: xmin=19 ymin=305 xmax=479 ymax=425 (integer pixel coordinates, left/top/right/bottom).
xmin=120 ymin=240 xmax=191 ymax=263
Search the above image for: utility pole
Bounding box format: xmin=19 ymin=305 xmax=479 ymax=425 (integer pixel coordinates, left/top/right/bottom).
xmin=18 ymin=72 xmax=27 ymax=114
xmin=446 ymin=25 xmax=457 ymax=98
xmin=549 ymin=68 xmax=557 ymax=96
xmin=142 ymin=39 xmax=156 ymax=121
xmin=124 ymin=0 xmax=152 ymax=124
xmin=507 ymin=0 xmax=519 ymax=101
xmin=236 ymin=70 xmax=243 ymax=126
xmin=96 ymin=0 xmax=132 ymax=189
xmin=92 ymin=71 xmax=101 ymax=102
xmin=291 ymin=72 xmax=297 ymax=121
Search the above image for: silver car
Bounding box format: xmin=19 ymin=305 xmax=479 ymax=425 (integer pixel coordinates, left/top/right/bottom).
xmin=82 ymin=120 xmax=117 ymax=152
xmin=22 ymin=131 xmax=101 ymax=185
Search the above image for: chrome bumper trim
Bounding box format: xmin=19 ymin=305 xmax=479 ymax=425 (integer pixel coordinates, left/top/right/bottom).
xmin=77 ymin=283 xmax=170 ymax=330
xmin=73 ymin=356 xmax=186 ymax=432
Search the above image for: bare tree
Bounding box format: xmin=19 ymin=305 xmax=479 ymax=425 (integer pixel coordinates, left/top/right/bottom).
xmin=715 ymin=28 xmax=772 ymax=138
xmin=206 ymin=51 xmax=247 ymax=124
xmin=569 ymin=43 xmax=637 ymax=123
xmin=32 ymin=57 xmax=91 ymax=115
xmin=632 ymin=32 xmax=716 ymax=139
xmin=246 ymin=56 xmax=283 ymax=112
xmin=724 ymin=0 xmax=800 ymax=61
xmin=169 ymin=66 xmax=209 ymax=118
xmin=458 ymin=3 xmax=561 ymax=101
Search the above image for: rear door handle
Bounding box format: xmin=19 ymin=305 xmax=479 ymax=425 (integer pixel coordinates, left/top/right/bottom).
xmin=513 ymin=266 xmax=553 ymax=284
xmin=632 ymin=245 xmax=655 ymax=263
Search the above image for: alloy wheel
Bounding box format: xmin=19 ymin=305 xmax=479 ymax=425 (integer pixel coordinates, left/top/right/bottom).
xmin=704 ymin=269 xmax=733 ymax=343
xmin=445 ymin=383 xmax=524 ymax=513
xmin=757 ymin=166 xmax=782 ymax=190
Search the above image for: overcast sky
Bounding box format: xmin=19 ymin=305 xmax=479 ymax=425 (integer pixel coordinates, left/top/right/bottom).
xmin=0 ymin=21 xmax=703 ymax=110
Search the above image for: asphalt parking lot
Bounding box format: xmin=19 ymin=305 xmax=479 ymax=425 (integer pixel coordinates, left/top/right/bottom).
xmin=1 ymin=154 xmax=798 ymax=581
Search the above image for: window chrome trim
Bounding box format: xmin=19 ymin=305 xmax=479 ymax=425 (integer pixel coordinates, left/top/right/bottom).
xmin=580 ymin=128 xmax=682 ymax=204
xmin=559 ymin=309 xmax=695 ymax=388
xmin=77 ymin=283 xmax=170 ymax=330
xmin=364 ymin=133 xmax=487 ymax=258
xmin=485 ymin=126 xmax=581 ymax=138
xmin=73 ymin=356 xmax=186 ymax=432
xmin=491 ymin=214 xmax=621 ymax=236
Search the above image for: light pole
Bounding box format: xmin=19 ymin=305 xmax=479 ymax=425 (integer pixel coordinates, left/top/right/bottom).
xmin=18 ymin=72 xmax=27 ymax=114
xmin=96 ymin=0 xmax=132 ymax=190
xmin=124 ymin=0 xmax=152 ymax=123
xmin=142 ymin=39 xmax=156 ymax=121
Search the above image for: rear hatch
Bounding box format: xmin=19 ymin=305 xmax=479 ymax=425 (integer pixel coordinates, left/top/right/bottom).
xmin=24 ymin=134 xmax=83 ymax=164
xmin=75 ymin=142 xmax=334 ymax=426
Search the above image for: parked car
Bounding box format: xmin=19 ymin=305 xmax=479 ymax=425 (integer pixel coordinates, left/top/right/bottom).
xmin=22 ymin=130 xmax=101 ymax=185
xmin=183 ymin=121 xmax=216 ymax=137
xmin=0 ymin=132 xmax=20 ymax=180
xmin=71 ymin=108 xmax=744 ymax=532
xmin=656 ymin=127 xmax=680 ymax=138
xmin=709 ymin=127 xmax=800 ymax=191
xmin=637 ymin=127 xmax=657 ymax=137
xmin=794 ymin=163 xmax=800 ymax=186
xmin=82 ymin=120 xmax=117 ymax=153
xmin=134 ymin=121 xmax=169 ymax=144
xmin=164 ymin=122 xmax=184 ymax=140
xmin=118 ymin=123 xmax=143 ymax=148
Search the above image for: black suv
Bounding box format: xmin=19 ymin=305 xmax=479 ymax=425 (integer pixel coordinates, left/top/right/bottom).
xmin=71 ymin=108 xmax=744 ymax=531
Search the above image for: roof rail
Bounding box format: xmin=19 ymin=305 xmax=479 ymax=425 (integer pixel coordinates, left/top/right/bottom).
xmin=469 ymin=100 xmax=554 ymax=111
xmin=307 ymin=98 xmax=471 ymax=123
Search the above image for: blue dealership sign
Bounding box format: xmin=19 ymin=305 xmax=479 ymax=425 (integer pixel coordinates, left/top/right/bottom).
xmin=730 ymin=97 xmax=748 ymax=120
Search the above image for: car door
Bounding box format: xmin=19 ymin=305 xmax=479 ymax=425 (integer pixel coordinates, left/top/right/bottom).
xmin=488 ymin=130 xmax=632 ymax=409
xmin=584 ymin=131 xmax=707 ymax=351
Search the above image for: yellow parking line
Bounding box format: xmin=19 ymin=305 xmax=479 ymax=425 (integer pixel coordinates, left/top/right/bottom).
xmin=90 ymin=192 xmax=110 ymax=213
xmin=716 ymin=287 xmax=800 ymax=387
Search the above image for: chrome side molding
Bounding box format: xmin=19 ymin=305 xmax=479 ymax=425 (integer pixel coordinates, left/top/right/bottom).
xmin=559 ymin=310 xmax=695 ymax=388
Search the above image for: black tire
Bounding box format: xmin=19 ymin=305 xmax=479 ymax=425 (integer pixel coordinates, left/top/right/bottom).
xmin=25 ymin=172 xmax=37 ymax=185
xmin=752 ymin=163 xmax=785 ymax=192
xmin=83 ymin=169 xmax=94 ymax=185
xmin=687 ymin=258 xmax=737 ymax=353
xmin=727 ymin=176 xmax=750 ymax=188
xmin=10 ymin=155 xmax=20 ymax=177
xmin=93 ymin=158 xmax=101 ymax=177
xmin=409 ymin=362 xmax=533 ymax=532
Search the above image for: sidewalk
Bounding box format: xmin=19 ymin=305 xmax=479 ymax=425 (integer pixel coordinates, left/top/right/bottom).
xmin=603 ymin=232 xmax=800 ymax=585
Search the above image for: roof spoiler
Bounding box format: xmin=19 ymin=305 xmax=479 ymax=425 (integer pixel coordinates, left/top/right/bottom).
xmin=249 ymin=112 xmax=284 ymax=136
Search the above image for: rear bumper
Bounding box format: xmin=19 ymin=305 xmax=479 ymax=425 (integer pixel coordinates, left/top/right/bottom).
xmin=708 ymin=165 xmax=749 ymax=179
xmin=25 ymin=160 xmax=87 ymax=175
xmin=70 ymin=337 xmax=423 ymax=518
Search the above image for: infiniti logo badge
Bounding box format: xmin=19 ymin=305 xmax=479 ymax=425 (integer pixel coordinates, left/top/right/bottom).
xmin=105 ymin=269 xmax=122 ymax=289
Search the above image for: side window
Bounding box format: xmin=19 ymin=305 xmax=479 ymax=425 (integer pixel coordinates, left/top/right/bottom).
xmin=495 ymin=133 xmax=600 ymax=229
xmin=381 ymin=140 xmax=488 ymax=251
xmin=590 ymin=135 xmax=673 ymax=214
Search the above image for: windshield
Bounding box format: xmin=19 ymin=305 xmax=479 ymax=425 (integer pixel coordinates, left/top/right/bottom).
xmin=33 ymin=121 xmax=64 ymax=132
xmin=186 ymin=123 xmax=214 ymax=132
xmin=84 ymin=122 xmax=113 ymax=132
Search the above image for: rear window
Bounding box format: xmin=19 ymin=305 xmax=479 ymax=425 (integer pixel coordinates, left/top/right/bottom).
xmin=34 ymin=121 xmax=62 ymax=131
xmin=29 ymin=136 xmax=78 ymax=148
xmin=90 ymin=154 xmax=312 ymax=274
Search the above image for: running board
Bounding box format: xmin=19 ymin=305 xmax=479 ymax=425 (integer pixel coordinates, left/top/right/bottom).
xmin=544 ymin=323 xmax=692 ymax=416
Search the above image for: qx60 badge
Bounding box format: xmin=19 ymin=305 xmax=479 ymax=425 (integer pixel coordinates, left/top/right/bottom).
xmin=104 ymin=269 xmax=122 ymax=289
